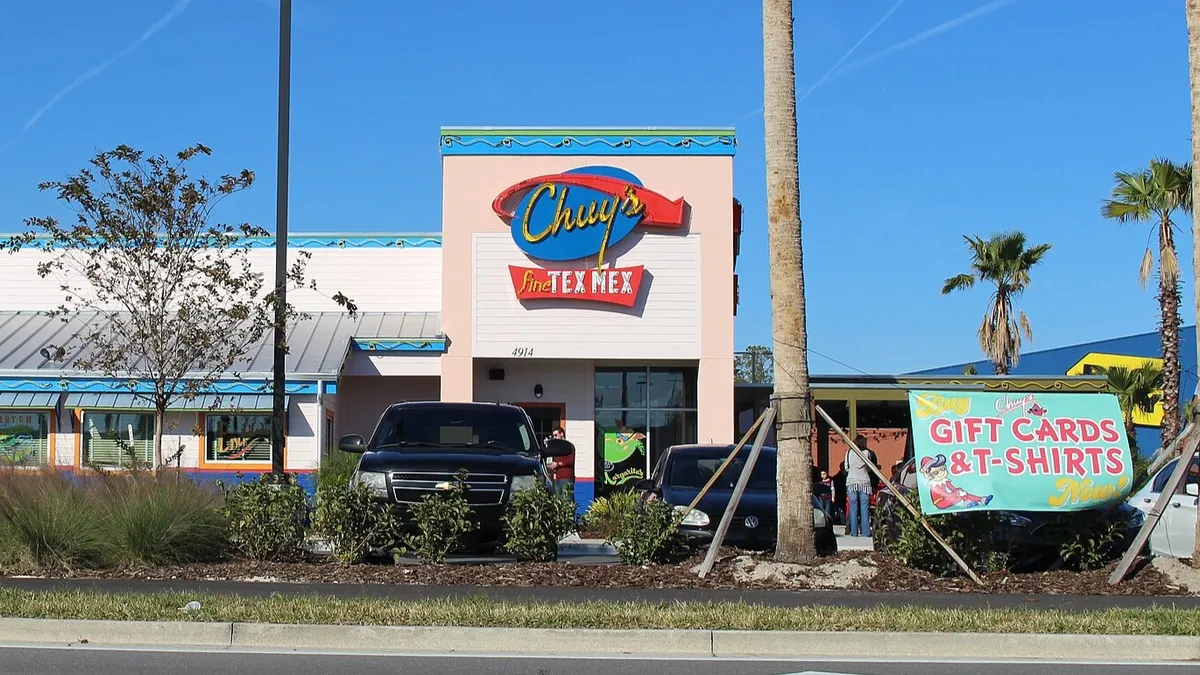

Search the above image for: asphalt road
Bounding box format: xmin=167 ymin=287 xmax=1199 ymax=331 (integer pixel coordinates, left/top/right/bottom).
xmin=3 ymin=576 xmax=1199 ymax=611
xmin=0 ymin=647 xmax=1192 ymax=675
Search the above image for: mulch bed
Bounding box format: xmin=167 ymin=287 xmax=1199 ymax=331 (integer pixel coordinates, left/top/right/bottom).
xmin=3 ymin=550 xmax=1191 ymax=597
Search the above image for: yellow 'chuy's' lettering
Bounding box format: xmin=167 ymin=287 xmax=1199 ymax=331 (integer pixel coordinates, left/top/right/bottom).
xmin=913 ymin=393 xmax=971 ymax=419
xmin=520 ymin=183 xmax=645 ymax=270
xmin=1047 ymin=476 xmax=1130 ymax=508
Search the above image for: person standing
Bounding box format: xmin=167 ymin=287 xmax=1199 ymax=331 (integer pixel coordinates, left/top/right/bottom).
xmin=845 ymin=434 xmax=876 ymax=537
xmin=547 ymin=427 xmax=575 ymax=499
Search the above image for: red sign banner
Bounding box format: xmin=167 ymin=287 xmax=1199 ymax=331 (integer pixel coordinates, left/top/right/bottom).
xmin=509 ymin=265 xmax=644 ymax=308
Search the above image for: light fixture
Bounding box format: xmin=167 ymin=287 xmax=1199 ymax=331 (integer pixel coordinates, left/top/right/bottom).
xmin=40 ymin=345 xmax=65 ymax=362
xmin=533 ymin=384 xmax=544 ymax=399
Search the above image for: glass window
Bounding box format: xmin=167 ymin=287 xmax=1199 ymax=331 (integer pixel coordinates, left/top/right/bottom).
xmin=594 ymin=370 xmax=625 ymax=409
xmin=0 ymin=411 xmax=51 ymax=466
xmin=648 ymin=409 xmax=698 ymax=473
xmin=83 ymin=412 xmax=153 ymax=468
xmin=595 ymin=409 xmax=649 ymax=493
xmin=371 ymin=405 xmax=534 ymax=453
xmin=206 ymin=414 xmax=273 ymax=464
xmin=649 ymin=368 xmax=697 ymax=408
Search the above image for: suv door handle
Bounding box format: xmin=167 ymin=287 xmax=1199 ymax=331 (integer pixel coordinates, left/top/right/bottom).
xmin=1171 ymin=502 xmax=1182 ymax=508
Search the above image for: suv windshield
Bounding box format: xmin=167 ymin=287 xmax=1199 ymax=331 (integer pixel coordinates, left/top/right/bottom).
xmin=371 ymin=407 xmax=534 ymax=453
xmin=667 ymin=449 xmax=777 ymax=491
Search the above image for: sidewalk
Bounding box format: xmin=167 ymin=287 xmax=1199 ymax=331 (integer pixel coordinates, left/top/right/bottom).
xmin=0 ymin=617 xmax=1196 ymax=661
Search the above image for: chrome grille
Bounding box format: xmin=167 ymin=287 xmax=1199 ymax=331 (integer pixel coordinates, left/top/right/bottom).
xmin=389 ymin=471 xmax=507 ymax=505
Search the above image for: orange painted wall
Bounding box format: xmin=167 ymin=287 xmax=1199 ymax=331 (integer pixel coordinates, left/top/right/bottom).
xmin=813 ymin=427 xmax=908 ymax=476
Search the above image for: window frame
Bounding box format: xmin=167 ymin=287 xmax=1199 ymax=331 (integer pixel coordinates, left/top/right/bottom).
xmin=0 ymin=410 xmax=53 ymax=468
xmin=79 ymin=410 xmax=155 ymax=470
xmin=199 ymin=411 xmax=284 ymax=469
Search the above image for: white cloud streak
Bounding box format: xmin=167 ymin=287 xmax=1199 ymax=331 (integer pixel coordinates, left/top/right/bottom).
xmin=16 ymin=0 xmax=193 ymax=135
xmin=824 ymin=0 xmax=1017 ymax=84
xmin=796 ymin=0 xmax=906 ymax=105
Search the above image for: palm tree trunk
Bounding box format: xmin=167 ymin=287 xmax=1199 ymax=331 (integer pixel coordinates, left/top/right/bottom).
xmin=1183 ymin=0 xmax=1200 ymax=568
xmin=1158 ymin=223 xmax=1182 ymax=450
xmin=763 ymin=0 xmax=815 ymax=562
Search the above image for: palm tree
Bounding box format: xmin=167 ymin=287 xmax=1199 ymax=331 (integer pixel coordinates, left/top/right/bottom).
xmin=941 ymin=231 xmax=1052 ymax=375
xmin=1100 ymin=363 xmax=1163 ymax=450
xmin=1100 ymin=158 xmax=1192 ymax=449
xmin=1184 ymin=0 xmax=1200 ymax=568
xmin=763 ymin=0 xmax=815 ymax=561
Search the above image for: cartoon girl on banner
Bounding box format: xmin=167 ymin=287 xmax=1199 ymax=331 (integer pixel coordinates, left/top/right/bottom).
xmin=920 ymin=455 xmax=994 ymax=510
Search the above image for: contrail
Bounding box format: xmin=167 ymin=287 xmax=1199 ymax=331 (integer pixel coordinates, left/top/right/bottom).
xmin=734 ymin=0 xmax=905 ymax=123
xmin=16 ymin=0 xmax=193 ymax=134
xmin=796 ymin=0 xmax=906 ymax=105
xmin=825 ymin=0 xmax=1017 ymax=84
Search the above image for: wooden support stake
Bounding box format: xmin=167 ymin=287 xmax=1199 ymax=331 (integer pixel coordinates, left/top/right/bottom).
xmin=816 ymin=404 xmax=985 ymax=586
xmin=697 ymin=405 xmax=776 ymax=579
xmin=1109 ymin=436 xmax=1200 ymax=585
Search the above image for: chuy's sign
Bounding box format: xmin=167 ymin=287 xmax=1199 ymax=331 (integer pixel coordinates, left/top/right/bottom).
xmin=491 ymin=166 xmax=685 ymax=307
xmin=907 ymin=390 xmax=1133 ymax=514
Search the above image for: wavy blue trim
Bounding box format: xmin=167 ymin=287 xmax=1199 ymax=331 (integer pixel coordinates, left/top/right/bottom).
xmin=440 ymin=133 xmax=737 ymax=156
xmin=351 ymin=338 xmax=447 ymax=352
xmin=0 ymin=378 xmax=318 ymax=395
xmin=0 ymin=234 xmax=443 ymax=249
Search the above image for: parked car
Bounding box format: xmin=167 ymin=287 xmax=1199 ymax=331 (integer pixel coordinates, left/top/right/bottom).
xmin=1127 ymin=455 xmax=1199 ymax=558
xmin=337 ymin=401 xmax=573 ymax=554
xmin=874 ymin=457 xmax=1145 ymax=569
xmin=635 ymin=443 xmax=838 ymax=556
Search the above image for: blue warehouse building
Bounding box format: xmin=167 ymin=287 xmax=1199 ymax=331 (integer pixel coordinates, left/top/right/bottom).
xmin=911 ymin=326 xmax=1199 ymax=456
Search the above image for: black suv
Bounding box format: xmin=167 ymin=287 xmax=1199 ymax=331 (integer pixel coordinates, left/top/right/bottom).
xmin=337 ymin=401 xmax=574 ymax=554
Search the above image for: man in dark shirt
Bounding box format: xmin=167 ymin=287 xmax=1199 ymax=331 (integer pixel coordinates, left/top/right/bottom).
xmin=547 ymin=427 xmax=575 ymax=499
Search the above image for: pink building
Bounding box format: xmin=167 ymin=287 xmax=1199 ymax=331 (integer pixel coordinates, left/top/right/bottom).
xmin=0 ymin=127 xmax=741 ymax=509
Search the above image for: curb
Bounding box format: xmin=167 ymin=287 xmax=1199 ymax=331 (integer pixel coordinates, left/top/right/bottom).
xmin=0 ymin=619 xmax=1198 ymax=661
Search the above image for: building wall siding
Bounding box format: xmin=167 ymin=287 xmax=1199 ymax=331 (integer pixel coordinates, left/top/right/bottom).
xmin=333 ymin=375 xmax=441 ymax=441
xmin=471 ymin=233 xmax=701 ymax=360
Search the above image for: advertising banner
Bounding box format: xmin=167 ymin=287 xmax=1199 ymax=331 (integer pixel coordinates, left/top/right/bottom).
xmin=906 ymin=390 xmax=1133 ymax=513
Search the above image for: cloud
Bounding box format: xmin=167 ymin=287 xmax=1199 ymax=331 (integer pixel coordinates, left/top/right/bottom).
xmin=825 ymin=0 xmax=1018 ymax=84
xmin=796 ymin=0 xmax=907 ymax=105
xmin=13 ymin=0 xmax=193 ymax=136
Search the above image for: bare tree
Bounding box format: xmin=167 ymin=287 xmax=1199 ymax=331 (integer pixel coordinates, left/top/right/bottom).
xmin=764 ymin=0 xmax=816 ymax=561
xmin=0 ymin=144 xmax=355 ymax=467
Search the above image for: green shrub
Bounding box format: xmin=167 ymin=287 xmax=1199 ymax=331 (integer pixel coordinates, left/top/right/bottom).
xmin=613 ymin=498 xmax=691 ymax=566
xmin=882 ymin=502 xmax=1007 ymax=576
xmin=404 ymin=469 xmax=475 ymax=564
xmin=316 ymin=450 xmax=359 ymax=496
xmin=0 ymin=468 xmax=108 ymax=569
xmin=582 ymin=491 xmax=639 ymax=540
xmin=219 ymin=473 xmax=308 ymax=561
xmin=313 ymin=481 xmax=402 ymax=565
xmin=94 ymin=471 xmax=228 ymax=567
xmin=1057 ymin=508 xmax=1132 ymax=571
xmin=502 ymin=485 xmax=576 ymax=562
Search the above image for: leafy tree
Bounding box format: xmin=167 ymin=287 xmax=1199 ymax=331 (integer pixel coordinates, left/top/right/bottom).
xmin=961 ymin=363 xmax=978 ymax=376
xmin=0 ymin=144 xmax=356 ymax=467
xmin=941 ymin=231 xmax=1052 ymax=375
xmin=735 ymin=345 xmax=774 ymax=384
xmin=1101 ymin=158 xmax=1192 ymax=450
xmin=1099 ymin=362 xmax=1163 ymax=452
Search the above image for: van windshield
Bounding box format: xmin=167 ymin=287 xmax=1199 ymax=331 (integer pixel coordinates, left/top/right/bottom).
xmin=371 ymin=407 xmax=534 ymax=454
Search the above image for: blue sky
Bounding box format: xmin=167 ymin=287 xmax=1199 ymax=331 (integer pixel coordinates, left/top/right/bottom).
xmin=0 ymin=0 xmax=1193 ymax=375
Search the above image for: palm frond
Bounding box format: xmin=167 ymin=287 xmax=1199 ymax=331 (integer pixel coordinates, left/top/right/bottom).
xmin=941 ymin=273 xmax=976 ymax=295
xmin=1138 ymin=248 xmax=1154 ymax=289
xmin=1160 ymin=244 xmax=1180 ymax=284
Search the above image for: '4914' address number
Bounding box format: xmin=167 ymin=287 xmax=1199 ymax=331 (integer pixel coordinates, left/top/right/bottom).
xmin=512 ymin=347 xmax=534 ymax=357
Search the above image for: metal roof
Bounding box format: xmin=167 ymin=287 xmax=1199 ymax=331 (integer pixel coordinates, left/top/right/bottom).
xmin=0 ymin=392 xmax=60 ymax=408
xmin=64 ymin=393 xmax=285 ymax=410
xmin=0 ymin=311 xmax=442 ymax=379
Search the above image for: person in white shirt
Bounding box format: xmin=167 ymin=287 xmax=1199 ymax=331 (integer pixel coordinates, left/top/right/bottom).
xmin=845 ymin=434 xmax=877 ymax=537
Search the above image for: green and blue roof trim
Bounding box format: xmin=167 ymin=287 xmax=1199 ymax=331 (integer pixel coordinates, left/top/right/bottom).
xmin=439 ymin=127 xmax=738 ymax=156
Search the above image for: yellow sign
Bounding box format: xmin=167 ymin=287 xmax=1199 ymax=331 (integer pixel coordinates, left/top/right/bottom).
xmin=1066 ymin=352 xmax=1164 ymax=427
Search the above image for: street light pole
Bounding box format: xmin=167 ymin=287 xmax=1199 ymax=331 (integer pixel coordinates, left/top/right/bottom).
xmin=270 ymin=0 xmax=292 ymax=477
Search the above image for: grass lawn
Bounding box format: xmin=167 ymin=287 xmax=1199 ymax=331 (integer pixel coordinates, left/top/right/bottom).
xmin=0 ymin=588 xmax=1198 ymax=635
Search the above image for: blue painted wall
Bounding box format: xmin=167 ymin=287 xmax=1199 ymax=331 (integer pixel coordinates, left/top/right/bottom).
xmin=910 ymin=326 xmax=1198 ymax=456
